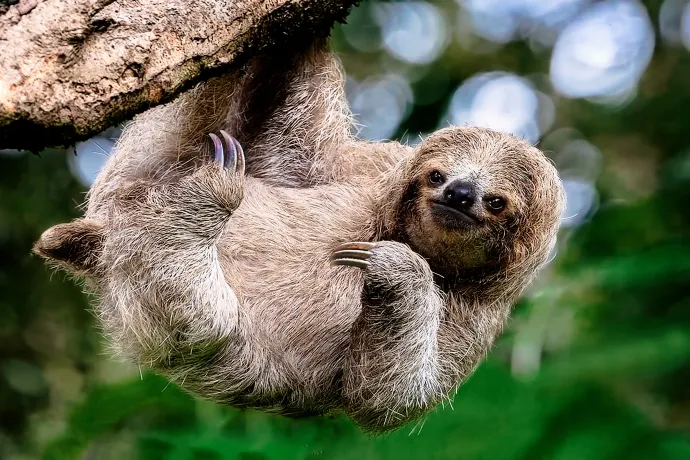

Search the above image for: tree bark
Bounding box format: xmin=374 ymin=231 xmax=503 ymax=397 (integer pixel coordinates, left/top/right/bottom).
xmin=0 ymin=0 xmax=358 ymax=151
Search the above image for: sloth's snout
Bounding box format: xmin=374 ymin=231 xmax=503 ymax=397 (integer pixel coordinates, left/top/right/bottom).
xmin=442 ymin=180 xmax=477 ymax=211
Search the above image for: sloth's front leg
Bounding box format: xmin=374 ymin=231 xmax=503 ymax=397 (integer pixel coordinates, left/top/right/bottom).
xmin=99 ymin=133 xmax=295 ymax=402
xmin=332 ymin=241 xmax=449 ymax=433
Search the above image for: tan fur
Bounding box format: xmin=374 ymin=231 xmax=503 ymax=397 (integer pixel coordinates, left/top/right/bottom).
xmin=33 ymin=38 xmax=565 ymax=433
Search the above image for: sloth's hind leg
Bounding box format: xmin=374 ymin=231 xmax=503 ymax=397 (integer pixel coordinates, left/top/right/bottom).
xmin=102 ymin=130 xmax=245 ymax=360
xmin=98 ymin=134 xmax=296 ymax=403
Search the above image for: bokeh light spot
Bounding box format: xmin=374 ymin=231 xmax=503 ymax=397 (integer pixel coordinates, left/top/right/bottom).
xmin=550 ymin=0 xmax=654 ymax=99
xmin=446 ymin=72 xmax=545 ymax=143
xmin=68 ymin=127 xmax=120 ymax=187
xmin=349 ymin=74 xmax=413 ymax=141
xmin=374 ymin=2 xmax=449 ymax=65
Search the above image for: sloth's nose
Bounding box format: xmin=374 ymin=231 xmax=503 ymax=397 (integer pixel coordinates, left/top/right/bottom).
xmin=443 ymin=181 xmax=476 ymax=210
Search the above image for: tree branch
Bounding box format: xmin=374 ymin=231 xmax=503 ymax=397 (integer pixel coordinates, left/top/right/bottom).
xmin=0 ymin=0 xmax=358 ymax=151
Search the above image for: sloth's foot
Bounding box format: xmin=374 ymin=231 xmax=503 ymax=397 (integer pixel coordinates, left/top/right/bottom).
xmin=113 ymin=131 xmax=247 ymax=241
xmin=172 ymin=130 xmax=246 ymax=217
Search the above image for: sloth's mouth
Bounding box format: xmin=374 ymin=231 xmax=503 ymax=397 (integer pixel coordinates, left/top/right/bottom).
xmin=431 ymin=202 xmax=481 ymax=226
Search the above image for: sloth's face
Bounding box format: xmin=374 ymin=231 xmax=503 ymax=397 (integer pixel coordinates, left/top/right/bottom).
xmin=397 ymin=127 xmax=565 ymax=277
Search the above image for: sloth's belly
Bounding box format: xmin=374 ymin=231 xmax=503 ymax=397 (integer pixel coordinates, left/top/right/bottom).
xmin=217 ymin=235 xmax=365 ymax=376
xmin=213 ymin=182 xmax=371 ymax=385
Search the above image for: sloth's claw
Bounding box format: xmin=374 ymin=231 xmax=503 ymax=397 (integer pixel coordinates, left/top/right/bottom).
xmin=221 ymin=131 xmax=237 ymax=171
xmin=208 ymin=131 xmax=246 ymax=175
xmin=330 ymin=242 xmax=377 ymax=269
xmin=333 ymin=242 xmax=377 ymax=252
xmin=208 ymin=133 xmax=224 ymax=166
xmin=332 ymin=258 xmax=370 ymax=269
xmin=220 ymin=130 xmax=246 ymax=176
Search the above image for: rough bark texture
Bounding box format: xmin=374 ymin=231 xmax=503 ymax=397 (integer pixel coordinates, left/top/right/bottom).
xmin=0 ymin=0 xmax=358 ymax=151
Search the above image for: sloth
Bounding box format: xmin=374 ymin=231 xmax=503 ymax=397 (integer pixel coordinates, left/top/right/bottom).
xmin=33 ymin=37 xmax=566 ymax=433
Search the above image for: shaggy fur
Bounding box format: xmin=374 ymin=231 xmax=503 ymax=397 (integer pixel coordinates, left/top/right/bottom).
xmin=33 ymin=38 xmax=566 ymax=433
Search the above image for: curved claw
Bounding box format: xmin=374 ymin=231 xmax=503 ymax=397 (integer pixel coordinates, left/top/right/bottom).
xmin=330 ymin=242 xmax=377 ymax=269
xmin=218 ymin=130 xmax=237 ymax=172
xmin=330 ymin=249 xmax=372 ymax=260
xmin=208 ymin=133 xmax=224 ymax=165
xmin=332 ymin=258 xmax=371 ymax=269
xmin=235 ymin=139 xmax=246 ymax=176
xmin=221 ymin=130 xmax=246 ymax=176
xmin=333 ymin=242 xmax=377 ymax=252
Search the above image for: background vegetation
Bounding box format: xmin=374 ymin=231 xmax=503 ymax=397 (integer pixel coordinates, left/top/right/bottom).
xmin=1 ymin=0 xmax=689 ymax=458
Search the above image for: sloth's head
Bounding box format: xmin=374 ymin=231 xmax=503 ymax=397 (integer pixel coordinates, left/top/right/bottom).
xmin=387 ymin=126 xmax=565 ymax=290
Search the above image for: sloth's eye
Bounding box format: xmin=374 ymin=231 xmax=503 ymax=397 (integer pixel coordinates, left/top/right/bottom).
xmin=486 ymin=197 xmax=506 ymax=212
xmin=428 ymin=170 xmax=445 ymax=186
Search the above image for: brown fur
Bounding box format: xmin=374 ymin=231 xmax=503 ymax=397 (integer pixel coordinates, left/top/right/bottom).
xmin=33 ymin=37 xmax=565 ymax=433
